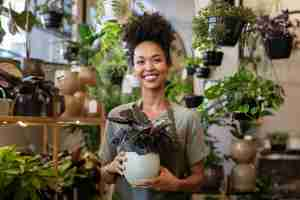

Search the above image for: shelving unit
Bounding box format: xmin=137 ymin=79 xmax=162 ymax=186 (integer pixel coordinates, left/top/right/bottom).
xmin=0 ymin=115 xmax=105 ymax=171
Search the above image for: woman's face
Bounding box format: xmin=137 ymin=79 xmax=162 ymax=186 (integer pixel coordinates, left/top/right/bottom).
xmin=133 ymin=41 xmax=169 ymax=90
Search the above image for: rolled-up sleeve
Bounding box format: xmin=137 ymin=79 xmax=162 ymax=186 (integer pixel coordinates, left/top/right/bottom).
xmin=186 ymin=112 xmax=210 ymax=167
xmin=98 ymin=120 xmax=117 ymax=164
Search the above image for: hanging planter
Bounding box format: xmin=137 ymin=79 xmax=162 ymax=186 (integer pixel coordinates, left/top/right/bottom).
xmin=208 ymin=16 xmax=245 ymax=46
xmin=184 ymin=95 xmax=204 ymax=108
xmin=202 ymin=50 xmax=224 ymax=66
xmin=41 ymin=11 xmax=63 ymax=29
xmin=192 ymin=1 xmax=256 ymax=51
xmin=103 ymin=0 xmax=132 ymax=24
xmin=256 ymin=10 xmax=300 ymax=60
xmin=195 ymin=67 xmax=210 ymax=78
xmin=264 ymin=36 xmax=293 ymax=59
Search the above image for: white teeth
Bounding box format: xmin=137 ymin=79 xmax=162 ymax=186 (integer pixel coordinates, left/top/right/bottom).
xmin=144 ymin=75 xmax=158 ymax=81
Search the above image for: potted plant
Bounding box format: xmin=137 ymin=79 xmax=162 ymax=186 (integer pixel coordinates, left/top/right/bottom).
xmin=195 ymin=66 xmax=210 ymax=78
xmin=201 ymin=135 xmax=224 ymax=193
xmin=268 ymin=131 xmax=289 ymax=151
xmin=184 ymin=56 xmax=202 ymax=75
xmin=165 ymin=74 xmax=193 ymax=104
xmin=199 ymin=67 xmax=285 ymax=139
xmin=107 ymin=105 xmax=177 ymax=185
xmin=184 ymin=95 xmax=204 ymax=109
xmin=192 ymin=0 xmax=256 ymax=47
xmin=256 ymin=10 xmax=299 ymax=59
xmin=36 ymin=0 xmax=68 ymax=29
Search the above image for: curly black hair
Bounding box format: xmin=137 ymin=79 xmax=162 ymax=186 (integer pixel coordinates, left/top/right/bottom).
xmin=122 ymin=12 xmax=175 ymax=66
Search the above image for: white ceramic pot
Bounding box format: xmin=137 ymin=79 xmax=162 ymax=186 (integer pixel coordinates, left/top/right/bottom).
xmin=123 ymin=152 xmax=160 ymax=185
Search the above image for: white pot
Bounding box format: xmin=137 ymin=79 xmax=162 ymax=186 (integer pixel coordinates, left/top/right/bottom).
xmin=124 ymin=152 xmax=160 ymax=185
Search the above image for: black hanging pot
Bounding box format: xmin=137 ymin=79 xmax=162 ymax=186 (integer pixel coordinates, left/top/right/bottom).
xmin=41 ymin=11 xmax=63 ymax=29
xmin=202 ymin=51 xmax=224 ymax=66
xmin=186 ymin=66 xmax=197 ymax=76
xmin=196 ymin=67 xmax=210 ymax=78
xmin=63 ymin=45 xmax=79 ymax=62
xmin=184 ymin=95 xmax=204 ymax=108
xmin=208 ymin=16 xmax=245 ymax=46
xmin=264 ymin=36 xmax=293 ymax=59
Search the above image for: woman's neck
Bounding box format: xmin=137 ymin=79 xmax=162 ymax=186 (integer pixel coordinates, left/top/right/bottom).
xmin=141 ymin=88 xmax=169 ymax=119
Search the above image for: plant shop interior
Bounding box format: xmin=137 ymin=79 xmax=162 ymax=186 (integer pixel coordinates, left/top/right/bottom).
xmin=1 ymin=0 xmax=300 ymax=199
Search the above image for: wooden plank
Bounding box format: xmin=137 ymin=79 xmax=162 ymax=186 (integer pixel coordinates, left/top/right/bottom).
xmin=0 ymin=116 xmax=102 ymax=126
xmin=43 ymin=125 xmax=48 ymax=154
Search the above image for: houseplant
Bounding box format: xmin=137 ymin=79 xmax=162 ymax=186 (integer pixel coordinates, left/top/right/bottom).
xmin=192 ymin=23 xmax=224 ymax=66
xmin=199 ymin=67 xmax=285 ymax=139
xmin=256 ymin=10 xmax=299 ymax=59
xmin=268 ymin=131 xmax=289 ymax=151
xmin=0 ymin=146 xmax=102 ymax=200
xmin=107 ymin=105 xmax=176 ymax=185
xmin=35 ymin=0 xmax=70 ymax=29
xmin=192 ymin=0 xmax=256 ymax=47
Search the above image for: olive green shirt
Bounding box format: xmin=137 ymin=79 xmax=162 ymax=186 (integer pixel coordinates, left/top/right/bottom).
xmin=99 ymin=102 xmax=209 ymax=200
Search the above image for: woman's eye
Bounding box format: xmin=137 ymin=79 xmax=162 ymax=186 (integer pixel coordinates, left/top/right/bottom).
xmin=153 ymin=58 xmax=162 ymax=64
xmin=136 ymin=60 xmax=144 ymax=65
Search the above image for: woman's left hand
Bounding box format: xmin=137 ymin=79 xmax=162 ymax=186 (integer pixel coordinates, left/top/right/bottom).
xmin=134 ymin=166 xmax=180 ymax=192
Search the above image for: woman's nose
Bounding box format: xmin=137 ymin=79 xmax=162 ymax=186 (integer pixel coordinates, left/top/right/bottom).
xmin=144 ymin=60 xmax=155 ymax=70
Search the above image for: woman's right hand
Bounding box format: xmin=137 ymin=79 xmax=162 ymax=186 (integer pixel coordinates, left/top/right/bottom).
xmin=105 ymin=151 xmax=127 ymax=175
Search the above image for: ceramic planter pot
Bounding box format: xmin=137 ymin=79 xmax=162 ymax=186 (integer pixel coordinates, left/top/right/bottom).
xmin=202 ymin=51 xmax=224 ymax=66
xmin=208 ymin=16 xmax=245 ymax=46
xmin=264 ymin=36 xmax=293 ymax=59
xmin=22 ymin=58 xmax=45 ymax=78
xmin=184 ymin=95 xmax=204 ymax=108
xmin=82 ymin=96 xmax=102 ymax=117
xmin=196 ymin=67 xmax=210 ymax=78
xmin=231 ymin=138 xmax=256 ymax=163
xmin=231 ymin=164 xmax=256 ymax=192
xmin=60 ymin=95 xmax=83 ymax=117
xmin=186 ymin=66 xmax=196 ymax=76
xmin=0 ymin=88 xmax=13 ymax=116
xmin=78 ymin=67 xmax=97 ymax=87
xmin=123 ymin=152 xmax=160 ymax=185
xmin=41 ymin=11 xmax=63 ymax=29
xmin=55 ymin=70 xmax=80 ymax=95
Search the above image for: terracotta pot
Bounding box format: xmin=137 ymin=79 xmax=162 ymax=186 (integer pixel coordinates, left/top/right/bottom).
xmin=231 ymin=138 xmax=256 ymax=163
xmin=55 ymin=70 xmax=80 ymax=95
xmin=22 ymin=58 xmax=45 ymax=78
xmin=78 ymin=67 xmax=97 ymax=87
xmin=231 ymin=164 xmax=256 ymax=192
xmin=123 ymin=152 xmax=160 ymax=186
xmin=60 ymin=95 xmax=83 ymax=117
xmin=82 ymin=96 xmax=102 ymax=117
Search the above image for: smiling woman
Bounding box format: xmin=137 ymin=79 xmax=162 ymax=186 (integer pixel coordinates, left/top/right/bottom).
xmin=99 ymin=12 xmax=209 ymax=200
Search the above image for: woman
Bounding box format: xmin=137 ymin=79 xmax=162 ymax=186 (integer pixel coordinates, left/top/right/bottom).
xmin=99 ymin=13 xmax=209 ymax=200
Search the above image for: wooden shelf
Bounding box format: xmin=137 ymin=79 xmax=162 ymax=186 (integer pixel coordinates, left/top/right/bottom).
xmin=0 ymin=116 xmax=103 ymax=126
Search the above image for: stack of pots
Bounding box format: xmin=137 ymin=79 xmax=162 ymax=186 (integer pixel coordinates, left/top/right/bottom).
xmin=230 ymin=135 xmax=257 ymax=193
xmin=54 ymin=66 xmax=101 ymax=118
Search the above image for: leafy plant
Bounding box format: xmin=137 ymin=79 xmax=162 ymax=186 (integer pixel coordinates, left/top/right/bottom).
xmin=256 ymin=10 xmax=299 ymax=41
xmin=108 ymin=105 xmax=177 ymax=155
xmin=0 ymin=146 xmax=102 ymax=200
xmin=184 ymin=56 xmax=203 ymax=67
xmin=268 ymin=131 xmax=289 ymax=145
xmin=64 ymin=24 xmax=102 ymax=65
xmin=192 ymin=0 xmax=256 ymax=51
xmin=198 ymin=68 xmax=285 ymax=139
xmin=0 ymin=4 xmax=39 ymax=33
xmin=165 ymin=75 xmax=193 ymax=104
